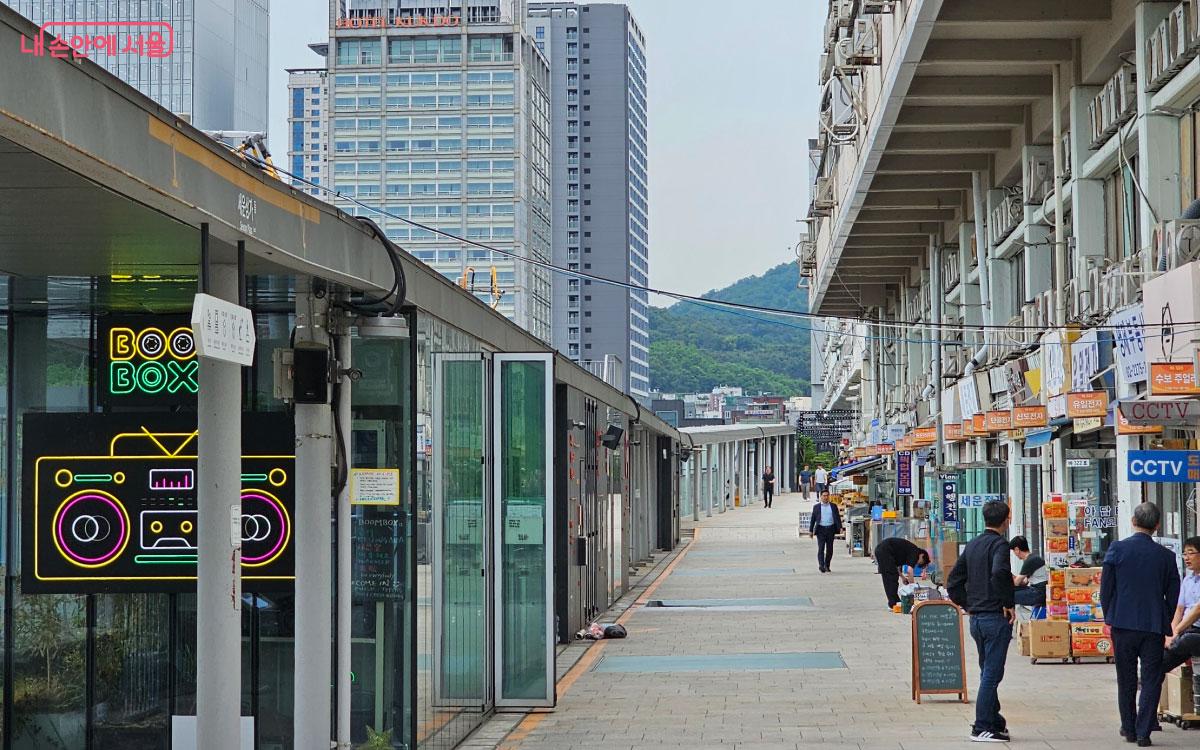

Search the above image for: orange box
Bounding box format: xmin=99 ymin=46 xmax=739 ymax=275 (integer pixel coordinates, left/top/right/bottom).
xmin=1049 ymin=585 xmax=1066 ymax=602
xmin=1065 ymin=568 xmax=1102 ymax=587
xmin=1048 ymin=537 xmax=1069 ymax=553
xmin=1047 ymin=604 xmax=1069 ymax=620
xmin=1049 ymin=570 xmax=1066 ymax=587
xmin=1067 ymin=588 xmax=1101 ymax=604
xmin=1043 ymin=502 xmax=1069 ymax=519
xmin=1071 ymin=634 xmax=1114 ymax=656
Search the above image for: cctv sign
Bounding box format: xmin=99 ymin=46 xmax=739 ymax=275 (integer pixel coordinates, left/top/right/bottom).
xmin=1127 ymin=450 xmax=1200 ymax=483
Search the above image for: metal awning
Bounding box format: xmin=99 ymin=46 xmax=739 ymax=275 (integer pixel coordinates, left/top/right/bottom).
xmin=830 ymin=456 xmax=885 ymax=480
xmin=1024 ymin=429 xmax=1056 ymax=448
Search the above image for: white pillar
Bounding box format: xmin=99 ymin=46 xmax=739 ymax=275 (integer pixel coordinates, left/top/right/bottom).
xmin=196 ymin=261 xmax=243 ymax=750
xmin=294 ymin=286 xmax=334 ymax=747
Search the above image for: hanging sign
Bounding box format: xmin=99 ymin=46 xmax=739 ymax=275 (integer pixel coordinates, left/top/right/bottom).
xmin=1066 ymin=391 xmax=1109 ymax=418
xmin=1110 ymin=306 xmax=1148 ymax=384
xmin=1116 ymin=408 xmax=1165 ymax=435
xmin=945 ymin=423 xmax=964 ymax=442
xmin=1150 ymin=362 xmax=1200 ymax=396
xmin=985 ymin=410 xmax=1012 ymax=432
xmin=191 ymin=293 xmax=256 ymax=366
xmin=1012 ymin=405 xmax=1049 ymax=428
xmin=1117 ymin=399 xmax=1200 ymax=426
xmin=1071 ymin=330 xmax=1100 ymax=391
xmin=912 ymin=426 xmax=937 ymax=445
xmin=897 ymin=451 xmax=913 ymax=496
xmin=940 ymin=473 xmax=959 ymax=526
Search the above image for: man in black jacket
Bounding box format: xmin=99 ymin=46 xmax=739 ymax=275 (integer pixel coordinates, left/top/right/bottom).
xmin=947 ymin=501 xmax=1015 ymax=743
xmin=808 ymin=491 xmax=843 ymax=573
xmin=873 ymin=536 xmax=929 ymax=608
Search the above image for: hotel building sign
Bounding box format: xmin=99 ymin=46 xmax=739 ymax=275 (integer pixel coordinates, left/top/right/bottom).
xmin=335 ymin=15 xmax=462 ymax=29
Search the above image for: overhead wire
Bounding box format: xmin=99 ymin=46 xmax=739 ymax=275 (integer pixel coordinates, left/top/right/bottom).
xmin=232 ymin=149 xmax=1199 ymax=338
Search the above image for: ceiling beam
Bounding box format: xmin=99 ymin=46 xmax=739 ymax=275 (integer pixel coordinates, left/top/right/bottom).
xmin=863 ymin=191 xmax=963 ymax=209
xmin=938 ymin=0 xmax=1111 ymax=23
xmin=895 ymin=105 xmax=1026 ymax=129
xmin=922 ymin=38 xmax=1074 ymax=64
xmin=886 ymin=130 xmax=1010 ymax=153
xmin=855 ymin=208 xmax=957 ymax=222
xmin=875 ymin=153 xmax=991 ymax=173
xmin=907 ymin=75 xmax=1051 ymax=100
xmin=843 ymin=242 xmax=930 ymax=253
xmin=868 ymin=174 xmax=972 ymax=192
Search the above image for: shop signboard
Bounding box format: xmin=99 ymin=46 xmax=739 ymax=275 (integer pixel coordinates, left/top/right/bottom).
xmin=945 ymin=422 xmax=964 ymax=442
xmin=959 ymin=374 xmax=981 ymax=419
xmin=1127 ymin=450 xmax=1200 ymax=483
xmin=99 ymin=315 xmax=198 ymax=407
xmin=913 ymin=426 xmax=937 ymax=445
xmin=985 ymin=410 xmax=1012 ymax=432
xmin=1149 ymin=362 xmax=1200 ymax=395
xmin=897 ymin=451 xmax=913 ymax=496
xmin=1115 ymin=408 xmax=1164 ymax=435
xmin=972 ymin=413 xmax=987 ymax=435
xmin=1066 ymin=391 xmax=1109 ymax=418
xmin=1041 ymin=329 xmax=1072 ymax=397
xmin=22 ymin=412 xmax=296 ymax=594
xmin=1071 ymin=330 xmax=1100 ymax=392
xmin=1012 ymin=405 xmax=1049 ymax=428
xmin=887 ymin=424 xmax=906 ymax=443
xmin=1005 ymin=357 xmax=1033 ymax=405
xmin=1117 ymin=398 xmax=1200 ymax=426
xmin=1073 ymin=416 xmax=1103 ymax=434
xmin=940 ymin=474 xmax=959 ymax=526
xmin=1110 ymin=305 xmax=1148 ymax=384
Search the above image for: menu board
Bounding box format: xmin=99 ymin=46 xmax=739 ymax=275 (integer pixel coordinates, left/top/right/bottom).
xmin=911 ymin=601 xmax=968 ymax=703
xmin=352 ymin=516 xmax=405 ymax=602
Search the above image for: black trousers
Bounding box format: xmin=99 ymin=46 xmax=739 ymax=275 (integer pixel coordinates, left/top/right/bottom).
xmin=1113 ymin=627 xmax=1165 ymax=740
xmin=1162 ymin=628 xmax=1200 ymax=674
xmin=763 ymin=487 xmax=774 ymax=507
xmin=815 ymin=525 xmax=836 ymax=571
xmin=880 ymin=569 xmax=901 ymax=608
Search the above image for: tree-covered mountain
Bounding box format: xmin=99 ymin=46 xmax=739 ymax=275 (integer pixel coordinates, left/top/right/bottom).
xmin=649 ymin=262 xmax=811 ymax=396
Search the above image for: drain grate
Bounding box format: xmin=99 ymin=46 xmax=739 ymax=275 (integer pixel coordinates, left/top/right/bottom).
xmin=592 ymin=652 xmax=845 ymax=673
xmin=644 ymin=597 xmax=813 ymax=609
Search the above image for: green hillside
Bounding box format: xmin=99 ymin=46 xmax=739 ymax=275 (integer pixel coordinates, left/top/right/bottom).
xmin=649 ymin=262 xmax=811 ymax=396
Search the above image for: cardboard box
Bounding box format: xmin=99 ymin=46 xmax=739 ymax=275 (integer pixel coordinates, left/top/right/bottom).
xmin=1047 ymin=603 xmax=1069 ymax=621
xmin=1049 ymin=585 xmax=1066 ymax=603
xmin=1064 ymin=568 xmax=1103 ymax=587
xmin=1043 ymin=502 xmax=1069 ymax=519
xmin=1163 ymin=667 xmax=1195 ymax=716
xmin=1070 ymin=622 xmax=1110 ymax=637
xmin=1068 ymin=604 xmax=1102 ymax=622
xmin=1049 ymin=569 xmax=1066 ymax=588
xmin=1070 ymin=624 xmax=1113 ymax=656
xmin=1030 ymin=620 xmax=1071 ymax=659
xmin=1066 ymin=588 xmax=1100 ymax=604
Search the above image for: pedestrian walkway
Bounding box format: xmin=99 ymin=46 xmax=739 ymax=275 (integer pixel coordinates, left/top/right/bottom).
xmin=474 ymin=492 xmax=1192 ymax=749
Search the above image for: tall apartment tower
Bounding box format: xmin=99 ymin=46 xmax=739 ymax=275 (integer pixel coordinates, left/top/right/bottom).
xmin=4 ymin=0 xmax=269 ymax=132
xmin=326 ymin=0 xmax=552 ymax=341
xmin=288 ymin=65 xmax=330 ymax=197
xmin=526 ymin=3 xmax=649 ymax=400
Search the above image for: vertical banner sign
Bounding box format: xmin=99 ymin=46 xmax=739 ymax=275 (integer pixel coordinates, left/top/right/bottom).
xmin=1110 ymin=305 xmax=1148 ymax=384
xmin=940 ymin=473 xmax=959 ymax=527
xmin=897 ymin=451 xmax=913 ymax=496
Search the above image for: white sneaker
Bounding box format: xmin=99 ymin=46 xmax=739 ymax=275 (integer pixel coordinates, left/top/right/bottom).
xmin=970 ymin=730 xmax=1009 ymax=743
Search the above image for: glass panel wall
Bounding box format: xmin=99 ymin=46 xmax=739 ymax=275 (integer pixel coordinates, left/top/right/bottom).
xmin=496 ymin=357 xmax=550 ymax=705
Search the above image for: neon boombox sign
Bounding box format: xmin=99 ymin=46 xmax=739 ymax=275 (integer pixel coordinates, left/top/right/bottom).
xmin=23 ymin=413 xmax=296 ymax=594
xmin=100 ymin=316 xmax=199 ymax=405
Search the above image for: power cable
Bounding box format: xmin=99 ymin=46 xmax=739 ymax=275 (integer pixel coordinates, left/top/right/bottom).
xmin=233 ymin=149 xmax=1200 ymax=337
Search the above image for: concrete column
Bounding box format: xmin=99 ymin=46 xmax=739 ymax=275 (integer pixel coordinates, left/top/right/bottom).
xmin=705 ymin=445 xmax=714 ymax=517
xmin=335 ymin=327 xmax=352 ymax=750
xmin=692 ymin=452 xmax=701 ymax=522
xmin=196 ymin=262 xmax=242 ymax=750
xmin=294 ymin=285 xmax=334 ymax=747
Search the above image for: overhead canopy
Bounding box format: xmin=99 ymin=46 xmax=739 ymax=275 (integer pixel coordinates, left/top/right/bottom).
xmin=1025 ymin=429 xmax=1055 ymax=448
xmin=830 ymin=456 xmax=885 ymax=480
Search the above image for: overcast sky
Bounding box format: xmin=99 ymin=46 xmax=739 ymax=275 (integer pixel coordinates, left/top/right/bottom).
xmin=268 ymin=1 xmax=820 ymax=297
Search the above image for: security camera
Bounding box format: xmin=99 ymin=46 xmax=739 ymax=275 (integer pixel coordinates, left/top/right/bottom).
xmin=920 ymin=383 xmax=935 ymax=400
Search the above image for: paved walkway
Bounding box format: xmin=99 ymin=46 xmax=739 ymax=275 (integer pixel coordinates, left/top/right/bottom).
xmin=470 ymin=491 xmax=1195 ymax=750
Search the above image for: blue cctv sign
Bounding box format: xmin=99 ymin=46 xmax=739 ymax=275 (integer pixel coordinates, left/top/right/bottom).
xmin=1127 ymin=450 xmax=1200 ymax=483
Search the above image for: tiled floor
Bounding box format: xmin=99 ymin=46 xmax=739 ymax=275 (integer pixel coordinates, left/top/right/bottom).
xmin=467 ymin=492 xmax=1191 ymax=749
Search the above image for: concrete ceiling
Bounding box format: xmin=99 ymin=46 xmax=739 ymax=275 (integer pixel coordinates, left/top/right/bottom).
xmin=816 ymin=0 xmax=1115 ymax=316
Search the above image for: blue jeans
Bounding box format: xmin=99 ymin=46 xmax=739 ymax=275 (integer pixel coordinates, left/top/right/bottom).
xmin=969 ymin=612 xmax=1012 ymax=734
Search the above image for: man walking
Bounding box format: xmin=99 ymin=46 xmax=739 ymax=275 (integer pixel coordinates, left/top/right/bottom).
xmin=873 ymin=536 xmax=930 ymax=609
xmin=799 ymin=464 xmax=813 ymax=500
xmin=814 ymin=464 xmax=828 ymax=495
xmin=947 ymin=500 xmax=1014 ymax=743
xmin=1162 ymin=535 xmax=1200 ymax=675
xmin=1101 ymin=503 xmax=1181 ymax=746
xmin=808 ymin=490 xmax=842 ymax=573
xmin=761 ymin=465 xmax=775 ymax=509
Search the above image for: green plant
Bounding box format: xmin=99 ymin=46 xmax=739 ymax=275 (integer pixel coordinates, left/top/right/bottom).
xmin=358 ymin=726 xmax=393 ymax=750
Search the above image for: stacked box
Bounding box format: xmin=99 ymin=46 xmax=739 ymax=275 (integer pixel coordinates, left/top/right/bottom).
xmin=1070 ymin=622 xmax=1113 ymax=657
xmin=1047 ymin=568 xmax=1103 ymax=628
xmin=1029 ymin=620 xmax=1071 ymax=659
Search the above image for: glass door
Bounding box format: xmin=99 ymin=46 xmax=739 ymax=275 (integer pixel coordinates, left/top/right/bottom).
xmin=492 ymin=354 xmax=554 ymax=708
xmin=431 ymin=354 xmax=490 ymax=711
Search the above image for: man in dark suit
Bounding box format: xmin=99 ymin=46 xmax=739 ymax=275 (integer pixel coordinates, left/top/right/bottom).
xmin=1100 ymin=502 xmax=1181 ymax=747
xmin=808 ymin=490 xmax=843 ymax=573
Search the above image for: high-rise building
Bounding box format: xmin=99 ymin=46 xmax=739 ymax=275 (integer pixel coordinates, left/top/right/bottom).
xmin=4 ymin=0 xmax=269 ymax=132
xmin=324 ymin=0 xmax=552 ymax=341
xmin=527 ymin=2 xmax=649 ymax=399
xmin=288 ymin=64 xmax=330 ymax=197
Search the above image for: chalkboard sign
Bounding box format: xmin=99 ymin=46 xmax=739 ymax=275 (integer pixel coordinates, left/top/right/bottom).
xmin=352 ymin=516 xmax=404 ymax=601
xmin=911 ymin=600 xmax=968 ymax=703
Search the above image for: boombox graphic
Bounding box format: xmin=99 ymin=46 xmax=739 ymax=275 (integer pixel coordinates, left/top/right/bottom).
xmin=23 ymin=414 xmax=295 ymax=593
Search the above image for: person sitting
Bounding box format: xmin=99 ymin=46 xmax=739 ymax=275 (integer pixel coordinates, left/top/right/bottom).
xmin=1162 ymin=535 xmax=1200 ymax=675
xmin=1009 ymin=536 xmax=1047 ymax=608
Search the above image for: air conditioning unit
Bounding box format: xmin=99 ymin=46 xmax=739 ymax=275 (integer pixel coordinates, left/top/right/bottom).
xmin=813 ymin=176 xmax=835 ymax=213
xmin=1022 ymin=150 xmax=1054 ymax=205
xmin=837 ymin=17 xmax=879 ymax=66
xmin=1089 ymin=62 xmax=1137 ymax=147
xmin=827 ymin=76 xmax=860 ymax=137
xmin=989 ymin=189 xmax=1023 ymax=245
xmin=818 ymin=53 xmax=833 ymax=85
xmin=1147 ymin=4 xmax=1194 ymax=93
xmin=860 ymin=0 xmax=896 ymax=13
xmin=1151 ymin=219 xmax=1200 ymax=272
